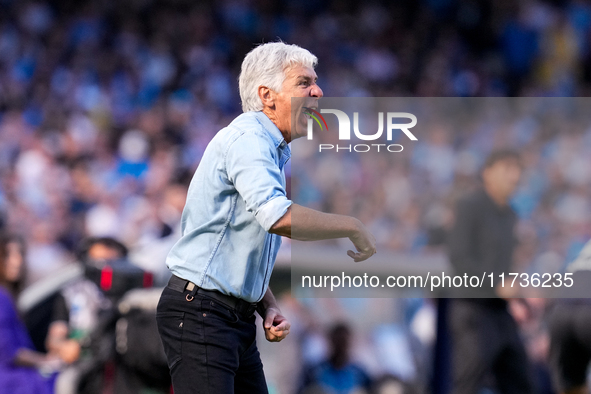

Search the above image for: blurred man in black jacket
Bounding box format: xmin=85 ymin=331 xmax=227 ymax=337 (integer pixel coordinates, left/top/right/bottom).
xmin=448 ymin=149 xmax=533 ymax=394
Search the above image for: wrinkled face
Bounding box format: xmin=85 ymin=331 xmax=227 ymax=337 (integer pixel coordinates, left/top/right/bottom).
xmin=483 ymin=158 xmax=522 ymax=201
xmin=273 ymin=65 xmax=323 ymax=142
xmin=4 ymin=242 xmax=24 ymax=283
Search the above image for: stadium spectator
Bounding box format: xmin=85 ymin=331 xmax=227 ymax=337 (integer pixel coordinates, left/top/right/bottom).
xmin=46 ymin=236 xmax=126 ymax=394
xmin=0 ymin=233 xmax=61 ymax=394
xmin=299 ymin=322 xmax=372 ymax=394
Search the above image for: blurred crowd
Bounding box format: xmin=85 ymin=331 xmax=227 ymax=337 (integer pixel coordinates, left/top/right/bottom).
xmin=0 ymin=0 xmax=590 ymax=393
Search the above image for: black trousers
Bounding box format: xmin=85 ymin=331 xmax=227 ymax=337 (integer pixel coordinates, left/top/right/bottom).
xmin=449 ymin=299 xmax=533 ymax=394
xmin=156 ymin=286 xmax=268 ymax=394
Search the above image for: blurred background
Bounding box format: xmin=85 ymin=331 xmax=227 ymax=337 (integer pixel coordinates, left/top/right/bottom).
xmin=0 ymin=0 xmax=590 ymax=393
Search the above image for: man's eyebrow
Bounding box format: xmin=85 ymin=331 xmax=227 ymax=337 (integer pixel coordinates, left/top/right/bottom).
xmin=295 ymin=75 xmax=318 ymax=83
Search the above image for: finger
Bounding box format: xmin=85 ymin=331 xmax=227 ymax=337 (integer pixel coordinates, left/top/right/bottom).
xmin=266 ymin=326 xmax=290 ymax=341
xmin=268 ymin=324 xmax=284 ymax=335
xmin=268 ymin=330 xmax=289 ymax=342
xmin=265 ymin=325 xmax=279 ymax=336
xmin=272 ymin=321 xmax=290 ymax=332
xmin=266 ymin=331 xmax=280 ymax=342
xmin=277 ymin=329 xmax=290 ymax=340
xmin=355 ymin=252 xmax=374 ymax=262
xmin=349 ymin=247 xmax=376 ymax=256
xmin=348 ymin=250 xmax=373 ymax=262
xmin=269 ymin=328 xmax=286 ymax=339
xmin=347 ymin=250 xmax=357 ymax=259
xmin=264 ymin=310 xmax=277 ymax=329
xmin=347 ymin=250 xmax=362 ymax=261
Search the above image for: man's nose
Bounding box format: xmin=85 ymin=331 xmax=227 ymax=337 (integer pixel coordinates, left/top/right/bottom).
xmin=310 ymin=84 xmax=323 ymax=98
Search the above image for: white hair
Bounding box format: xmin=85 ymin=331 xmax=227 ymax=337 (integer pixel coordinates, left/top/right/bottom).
xmin=239 ymin=42 xmax=318 ymax=113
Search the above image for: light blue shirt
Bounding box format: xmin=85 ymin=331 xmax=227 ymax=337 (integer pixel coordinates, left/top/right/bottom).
xmin=166 ymin=111 xmax=292 ymax=303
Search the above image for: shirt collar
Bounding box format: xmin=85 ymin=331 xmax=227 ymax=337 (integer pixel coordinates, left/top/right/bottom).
xmin=252 ymin=111 xmax=289 ymax=151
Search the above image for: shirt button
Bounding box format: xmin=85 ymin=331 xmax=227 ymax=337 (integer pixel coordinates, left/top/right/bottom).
xmin=280 ymin=141 xmax=286 ymax=147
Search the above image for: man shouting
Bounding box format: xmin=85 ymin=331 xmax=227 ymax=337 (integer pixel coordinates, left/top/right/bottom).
xmin=156 ymin=41 xmax=376 ymax=394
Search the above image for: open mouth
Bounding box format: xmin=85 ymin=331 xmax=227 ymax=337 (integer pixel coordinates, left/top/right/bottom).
xmin=302 ymin=106 xmax=317 ymax=119
xmin=302 ymin=107 xmax=327 ymax=132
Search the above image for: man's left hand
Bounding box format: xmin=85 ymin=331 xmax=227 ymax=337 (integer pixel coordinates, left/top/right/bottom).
xmin=262 ymin=307 xmax=291 ymax=342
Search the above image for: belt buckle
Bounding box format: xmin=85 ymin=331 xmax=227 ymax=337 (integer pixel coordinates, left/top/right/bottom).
xmin=185 ymin=281 xmax=197 ymax=302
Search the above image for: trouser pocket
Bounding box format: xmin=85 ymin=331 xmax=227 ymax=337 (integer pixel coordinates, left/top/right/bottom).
xmin=156 ymin=311 xmax=185 ymax=370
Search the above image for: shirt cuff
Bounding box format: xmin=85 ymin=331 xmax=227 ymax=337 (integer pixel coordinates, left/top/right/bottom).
xmin=255 ymin=195 xmax=292 ymax=232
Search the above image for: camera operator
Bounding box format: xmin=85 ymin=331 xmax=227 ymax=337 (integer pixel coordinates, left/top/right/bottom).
xmin=45 ymin=237 xmax=127 ymax=394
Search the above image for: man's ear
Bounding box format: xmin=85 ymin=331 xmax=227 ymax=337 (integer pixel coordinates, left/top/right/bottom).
xmin=258 ymin=86 xmax=275 ymax=109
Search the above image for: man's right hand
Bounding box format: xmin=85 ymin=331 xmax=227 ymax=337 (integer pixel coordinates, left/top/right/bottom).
xmin=347 ymin=220 xmax=376 ymax=262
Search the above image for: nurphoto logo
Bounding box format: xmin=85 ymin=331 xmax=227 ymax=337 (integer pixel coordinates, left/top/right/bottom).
xmin=303 ymin=107 xmax=418 ymax=153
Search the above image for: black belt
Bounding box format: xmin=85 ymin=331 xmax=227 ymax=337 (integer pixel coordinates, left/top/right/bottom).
xmin=167 ymin=275 xmax=258 ymax=318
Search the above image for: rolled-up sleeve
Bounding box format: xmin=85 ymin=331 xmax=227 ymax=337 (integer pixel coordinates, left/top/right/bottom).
xmin=226 ymin=131 xmax=292 ymax=232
